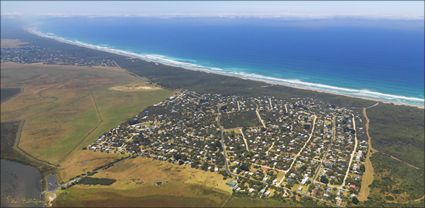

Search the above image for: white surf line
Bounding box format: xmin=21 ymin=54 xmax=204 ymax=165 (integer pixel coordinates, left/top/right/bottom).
xmin=277 ymin=115 xmax=317 ymax=186
xmin=340 ymin=114 xmax=358 ymax=191
xmin=239 ymin=128 xmax=250 ymax=152
xmin=256 ymin=104 xmax=267 ymax=128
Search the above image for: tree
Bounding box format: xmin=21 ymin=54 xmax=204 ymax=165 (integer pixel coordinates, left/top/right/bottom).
xmin=191 ymin=161 xmax=199 ymax=168
xmin=360 ymin=164 xmax=365 ymax=173
xmin=352 ymin=196 xmax=359 ymax=204
xmin=240 ymin=163 xmax=251 ymax=171
xmin=320 ymin=175 xmax=329 ymax=184
xmin=201 ymin=162 xmax=209 ymax=171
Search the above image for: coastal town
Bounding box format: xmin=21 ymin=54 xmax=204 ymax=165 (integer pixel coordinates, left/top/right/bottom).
xmin=1 ymin=39 xmax=119 ymax=67
xmin=87 ymin=90 xmax=369 ymax=206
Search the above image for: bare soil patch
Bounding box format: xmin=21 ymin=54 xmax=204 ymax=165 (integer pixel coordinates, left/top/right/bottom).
xmin=110 ymin=83 xmax=162 ymax=92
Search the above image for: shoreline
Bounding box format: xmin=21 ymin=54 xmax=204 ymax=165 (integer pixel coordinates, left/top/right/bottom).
xmin=27 ymin=28 xmax=424 ymax=109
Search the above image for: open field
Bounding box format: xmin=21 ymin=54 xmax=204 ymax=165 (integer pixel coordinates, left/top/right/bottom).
xmin=54 ymin=157 xmax=232 ymax=207
xmin=0 ymin=39 xmax=28 ymax=48
xmin=55 ymin=157 xmax=304 ymax=207
xmin=58 ymin=151 xmax=122 ymax=182
xmin=0 ymin=62 xmax=174 ymax=181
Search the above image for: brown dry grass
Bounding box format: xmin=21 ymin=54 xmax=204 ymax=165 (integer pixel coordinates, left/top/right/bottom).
xmin=58 ymin=151 xmax=121 ymax=181
xmin=54 ymin=157 xmax=232 ymax=207
xmin=1 ymin=39 xmax=27 ymax=48
xmin=95 ymin=157 xmax=232 ymax=193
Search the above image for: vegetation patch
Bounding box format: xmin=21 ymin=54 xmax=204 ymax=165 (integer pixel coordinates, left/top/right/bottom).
xmin=77 ymin=177 xmax=116 ymax=186
xmin=1 ymin=121 xmax=22 ymax=159
xmin=0 ymin=121 xmax=54 ymax=174
xmin=222 ymin=111 xmax=260 ymax=129
xmin=0 ymin=88 xmax=21 ymax=103
xmin=361 ymin=152 xmax=424 ymax=207
xmin=367 ymin=104 xmax=424 ymax=169
xmin=0 ymin=121 xmax=19 ymax=158
xmin=224 ymin=195 xmax=306 ymax=207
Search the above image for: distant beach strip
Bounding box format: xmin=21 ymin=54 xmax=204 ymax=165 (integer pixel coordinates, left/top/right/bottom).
xmin=28 ymin=28 xmax=425 ymax=108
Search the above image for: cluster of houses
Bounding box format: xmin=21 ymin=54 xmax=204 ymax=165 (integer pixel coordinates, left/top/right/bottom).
xmin=1 ymin=43 xmax=118 ymax=66
xmin=87 ymin=90 xmax=368 ymax=206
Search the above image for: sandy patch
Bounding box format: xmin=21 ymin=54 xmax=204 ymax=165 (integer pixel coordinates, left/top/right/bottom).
xmin=46 ymin=192 xmax=57 ymax=207
xmin=110 ymin=83 xmax=162 ymax=92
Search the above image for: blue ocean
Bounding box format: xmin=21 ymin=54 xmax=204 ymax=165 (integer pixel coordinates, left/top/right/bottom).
xmin=35 ymin=17 xmax=424 ymax=106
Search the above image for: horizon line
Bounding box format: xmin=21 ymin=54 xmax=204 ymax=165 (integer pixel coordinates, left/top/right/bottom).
xmin=2 ymin=13 xmax=425 ymax=21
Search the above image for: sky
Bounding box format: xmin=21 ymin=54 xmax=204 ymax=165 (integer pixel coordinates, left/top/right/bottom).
xmin=1 ymin=1 xmax=424 ymax=19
